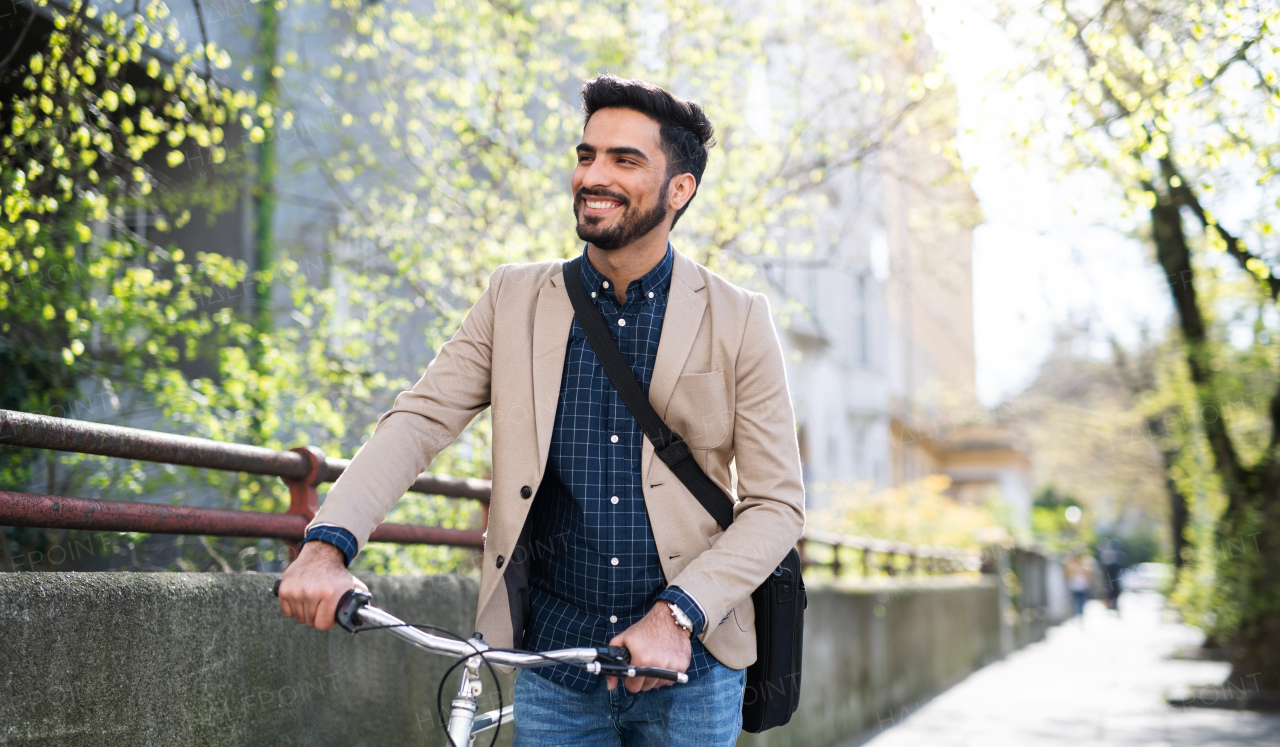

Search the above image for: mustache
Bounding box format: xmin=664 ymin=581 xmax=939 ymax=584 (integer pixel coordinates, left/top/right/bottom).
xmin=575 ymin=187 xmax=629 ymax=207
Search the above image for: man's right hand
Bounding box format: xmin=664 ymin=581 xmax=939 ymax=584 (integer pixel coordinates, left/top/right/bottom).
xmin=277 ymin=540 xmax=369 ymax=631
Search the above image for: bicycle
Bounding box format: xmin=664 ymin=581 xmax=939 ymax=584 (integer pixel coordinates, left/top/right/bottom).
xmin=272 ymin=581 xmax=688 ymax=746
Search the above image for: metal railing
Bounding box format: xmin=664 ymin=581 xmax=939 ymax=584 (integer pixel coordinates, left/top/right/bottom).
xmin=798 ymin=528 xmax=980 ymax=578
xmin=1 ymin=408 xmax=982 ymax=574
xmin=0 ymin=409 xmax=489 ymax=549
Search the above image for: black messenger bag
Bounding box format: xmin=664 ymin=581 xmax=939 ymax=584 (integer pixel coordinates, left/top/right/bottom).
xmin=563 ymin=256 xmax=806 ymax=733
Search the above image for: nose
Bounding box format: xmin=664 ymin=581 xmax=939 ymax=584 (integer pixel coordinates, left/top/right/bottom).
xmin=578 ymin=157 xmax=612 ymax=190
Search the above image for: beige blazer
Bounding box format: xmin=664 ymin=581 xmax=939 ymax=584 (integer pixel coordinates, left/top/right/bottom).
xmin=310 ymin=249 xmax=805 ymax=669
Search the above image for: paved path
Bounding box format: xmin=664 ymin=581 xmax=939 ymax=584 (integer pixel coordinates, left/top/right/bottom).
xmin=849 ymin=592 xmax=1280 ymax=747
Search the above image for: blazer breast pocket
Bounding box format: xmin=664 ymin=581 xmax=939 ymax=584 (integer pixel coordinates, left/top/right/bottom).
xmin=667 ymin=371 xmax=730 ymax=449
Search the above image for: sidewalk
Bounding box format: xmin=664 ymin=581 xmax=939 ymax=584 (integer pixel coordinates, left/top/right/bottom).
xmin=848 ymin=592 xmax=1280 ymax=747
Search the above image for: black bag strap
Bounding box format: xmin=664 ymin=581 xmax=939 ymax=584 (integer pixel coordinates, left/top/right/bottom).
xmin=563 ymin=256 xmax=735 ymax=531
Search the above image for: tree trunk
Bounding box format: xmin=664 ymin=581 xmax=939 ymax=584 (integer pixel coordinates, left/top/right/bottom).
xmin=1146 ymin=414 xmax=1189 ymax=568
xmin=1227 ymin=478 xmax=1280 ymax=693
xmin=1149 ymin=184 xmax=1280 ymax=693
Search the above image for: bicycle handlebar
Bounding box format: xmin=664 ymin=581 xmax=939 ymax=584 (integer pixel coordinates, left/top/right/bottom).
xmin=271 ymin=580 xmax=688 ymax=684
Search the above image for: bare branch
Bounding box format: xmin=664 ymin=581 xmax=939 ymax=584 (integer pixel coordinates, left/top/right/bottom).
xmin=190 ymin=0 xmax=216 ymax=179
xmin=1161 ymin=156 xmax=1280 ymax=302
xmin=1206 ymin=30 xmax=1265 ymax=87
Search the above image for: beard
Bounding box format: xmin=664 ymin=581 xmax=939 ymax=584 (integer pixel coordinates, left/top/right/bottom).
xmin=574 ymin=182 xmax=670 ymax=251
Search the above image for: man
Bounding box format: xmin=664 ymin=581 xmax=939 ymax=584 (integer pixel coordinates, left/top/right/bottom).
xmin=277 ymin=74 xmax=805 ymax=745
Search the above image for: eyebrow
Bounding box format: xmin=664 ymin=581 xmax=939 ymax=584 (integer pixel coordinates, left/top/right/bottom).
xmin=576 ymin=143 xmax=652 ymax=163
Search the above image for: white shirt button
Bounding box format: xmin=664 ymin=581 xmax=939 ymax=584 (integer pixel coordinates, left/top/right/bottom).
xmin=591 ymin=292 xmax=597 ymax=299
xmin=610 ymin=557 xmax=619 ymax=566
xmin=648 ymin=291 xmax=654 ymax=299
xmin=602 ymin=281 xmax=610 ymax=288
xmin=617 ymin=318 xmax=626 ymax=327
xmin=610 ymin=434 xmax=619 ymax=443
xmin=609 ymin=615 xmax=618 ymax=623
xmin=610 ymin=496 xmax=619 ymax=505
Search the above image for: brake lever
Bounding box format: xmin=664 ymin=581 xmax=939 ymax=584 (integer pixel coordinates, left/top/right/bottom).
xmin=335 ymin=589 xmax=372 ymax=633
xmin=595 ymin=645 xmax=631 ymax=664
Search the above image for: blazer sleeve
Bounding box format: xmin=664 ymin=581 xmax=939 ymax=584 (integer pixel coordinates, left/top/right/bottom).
xmin=667 ymin=292 xmax=806 ymax=627
xmin=308 ymin=264 xmax=507 ymax=548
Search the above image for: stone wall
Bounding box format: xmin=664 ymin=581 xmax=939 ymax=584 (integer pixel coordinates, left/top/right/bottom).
xmin=1 ymin=573 xmax=1001 ymax=746
xmin=740 ymin=577 xmax=1002 ymax=747
xmin=0 ymin=572 xmax=510 ymax=747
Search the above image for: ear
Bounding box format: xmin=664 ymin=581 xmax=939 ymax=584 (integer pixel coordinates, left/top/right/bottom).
xmin=667 ymin=173 xmax=698 ymax=212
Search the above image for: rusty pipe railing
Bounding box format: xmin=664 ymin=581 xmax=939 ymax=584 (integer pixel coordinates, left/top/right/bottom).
xmin=0 ymin=491 xmax=484 ymax=547
xmin=0 ymin=409 xmax=491 ymax=503
xmin=798 ymin=528 xmax=980 ymax=578
xmin=0 ymin=409 xmax=489 ymax=549
xmin=1 ymin=409 xmax=984 ymax=567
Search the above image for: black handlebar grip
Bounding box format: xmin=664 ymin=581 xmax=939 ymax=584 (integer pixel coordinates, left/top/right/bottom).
xmin=335 ymin=589 xmax=372 ymax=633
xmin=630 ymin=666 xmax=686 ymax=682
xmin=596 ymin=645 xmax=630 ymax=664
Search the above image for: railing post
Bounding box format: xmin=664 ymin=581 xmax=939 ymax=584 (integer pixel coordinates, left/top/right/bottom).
xmin=831 ymin=543 xmax=842 ymax=578
xmin=282 ymin=446 xmax=326 ymax=559
xmin=862 ymin=546 xmax=872 ymax=577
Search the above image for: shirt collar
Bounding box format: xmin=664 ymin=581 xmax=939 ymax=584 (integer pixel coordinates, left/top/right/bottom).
xmin=579 ymin=243 xmax=674 ymax=306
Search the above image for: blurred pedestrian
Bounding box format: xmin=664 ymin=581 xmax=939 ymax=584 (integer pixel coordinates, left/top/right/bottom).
xmin=1065 ymin=554 xmax=1094 ymax=619
xmin=1099 ymin=542 xmax=1125 ymax=615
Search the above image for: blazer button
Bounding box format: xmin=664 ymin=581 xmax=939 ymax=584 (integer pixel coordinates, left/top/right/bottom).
xmin=520 ymin=485 xmax=533 ymax=499
xmin=496 ymin=555 xmax=505 ymax=569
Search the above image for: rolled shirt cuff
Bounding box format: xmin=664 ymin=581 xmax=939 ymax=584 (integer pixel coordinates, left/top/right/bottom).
xmin=302 ymin=524 xmax=358 ymax=567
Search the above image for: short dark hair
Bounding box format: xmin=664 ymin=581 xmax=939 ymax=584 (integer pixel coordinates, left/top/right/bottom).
xmin=580 ymin=74 xmax=716 ymax=227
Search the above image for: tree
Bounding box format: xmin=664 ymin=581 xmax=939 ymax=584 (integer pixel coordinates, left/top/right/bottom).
xmin=274 ymin=0 xmax=958 ymax=355
xmin=1000 ymin=0 xmax=1280 ymax=693
xmin=1000 ymin=327 xmax=1171 ymax=559
xmin=3 ymin=0 xmax=955 ymax=573
xmin=0 ymin=0 xmax=412 ymax=571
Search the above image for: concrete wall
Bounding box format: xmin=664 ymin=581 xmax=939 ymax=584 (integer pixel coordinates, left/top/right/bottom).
xmin=0 ymin=573 xmax=512 ymax=747
xmin=1 ymin=573 xmax=1001 ymax=747
xmin=739 ymin=577 xmax=1002 ymax=747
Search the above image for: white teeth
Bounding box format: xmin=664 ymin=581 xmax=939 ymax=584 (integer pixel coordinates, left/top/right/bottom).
xmin=586 ymin=200 xmax=618 ymax=209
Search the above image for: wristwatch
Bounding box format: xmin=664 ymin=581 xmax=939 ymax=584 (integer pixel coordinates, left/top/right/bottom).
xmin=667 ymin=602 xmax=695 ymax=637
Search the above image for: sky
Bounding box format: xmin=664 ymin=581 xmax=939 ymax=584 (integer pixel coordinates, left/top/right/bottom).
xmin=919 ymin=2 xmax=1175 ymax=406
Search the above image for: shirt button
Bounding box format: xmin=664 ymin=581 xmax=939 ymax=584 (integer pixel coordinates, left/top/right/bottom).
xmin=610 ymin=434 xmax=619 ymax=443
xmin=602 ymin=281 xmax=610 ymax=288
xmin=610 ymin=557 xmax=619 ymax=566
xmin=609 ymin=615 xmax=618 ymax=624
xmin=520 ymin=485 xmax=532 ymax=499
xmin=591 ymin=292 xmax=597 ymax=299
xmin=496 ymin=555 xmax=505 ymax=569
xmin=610 ymin=496 xmax=619 ymax=505
xmin=617 ymin=318 xmax=626 ymax=327
xmin=648 ymin=291 xmax=654 ymax=299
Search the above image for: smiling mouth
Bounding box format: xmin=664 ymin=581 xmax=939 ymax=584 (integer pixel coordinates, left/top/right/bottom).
xmin=578 ymin=190 xmax=627 ymax=217
xmin=581 ymin=199 xmax=624 ymax=217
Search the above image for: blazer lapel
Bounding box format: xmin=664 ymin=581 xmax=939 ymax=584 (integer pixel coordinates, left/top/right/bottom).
xmin=532 ymin=267 xmax=574 ymax=473
xmin=644 ymin=251 xmax=707 ymax=476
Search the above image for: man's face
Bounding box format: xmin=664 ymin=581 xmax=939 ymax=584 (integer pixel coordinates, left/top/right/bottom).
xmin=572 ymin=107 xmax=671 ymax=251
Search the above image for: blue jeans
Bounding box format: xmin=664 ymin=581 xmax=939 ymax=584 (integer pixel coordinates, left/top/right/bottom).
xmin=513 ymin=663 xmax=745 ymax=746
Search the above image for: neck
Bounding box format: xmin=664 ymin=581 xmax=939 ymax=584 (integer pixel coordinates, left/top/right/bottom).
xmin=586 ymin=229 xmax=671 ymax=303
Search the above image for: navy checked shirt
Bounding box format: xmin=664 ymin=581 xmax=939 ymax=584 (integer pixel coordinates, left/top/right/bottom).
xmin=305 ymin=245 xmax=713 ymax=692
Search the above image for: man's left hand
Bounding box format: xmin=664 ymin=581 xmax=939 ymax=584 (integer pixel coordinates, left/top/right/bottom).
xmin=607 ymin=603 xmax=692 ymax=693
